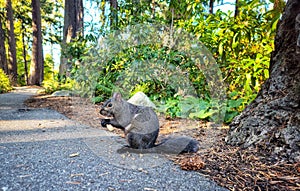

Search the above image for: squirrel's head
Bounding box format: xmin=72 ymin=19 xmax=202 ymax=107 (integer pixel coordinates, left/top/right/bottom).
xmin=99 ymin=92 xmax=123 ymax=118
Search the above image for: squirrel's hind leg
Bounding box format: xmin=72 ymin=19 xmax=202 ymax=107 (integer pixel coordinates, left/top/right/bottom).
xmin=126 ymin=129 xmax=159 ymax=149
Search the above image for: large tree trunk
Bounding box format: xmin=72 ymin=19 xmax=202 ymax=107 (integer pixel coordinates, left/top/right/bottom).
xmin=29 ymin=0 xmax=44 ymax=85
xmin=0 ymin=19 xmax=8 ymax=74
xmin=6 ymin=0 xmax=18 ymax=85
xmin=59 ymin=0 xmax=84 ymax=76
xmin=226 ymin=0 xmax=300 ymax=162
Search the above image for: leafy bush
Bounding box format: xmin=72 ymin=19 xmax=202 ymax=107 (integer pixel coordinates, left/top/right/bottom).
xmin=156 ymin=95 xmax=242 ymax=123
xmin=68 ymin=1 xmax=280 ymax=123
xmin=40 ymin=54 xmax=76 ymax=94
xmin=188 ymin=2 xmax=274 ymax=106
xmin=42 ymin=73 xmax=76 ymax=94
xmin=0 ymin=69 xmax=12 ymax=93
xmin=157 ymin=96 xmax=213 ymax=119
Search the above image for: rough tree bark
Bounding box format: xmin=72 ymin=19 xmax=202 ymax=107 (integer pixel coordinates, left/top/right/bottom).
xmin=0 ymin=19 xmax=7 ymax=74
xmin=6 ymin=0 xmax=18 ymax=84
xmin=59 ymin=0 xmax=84 ymax=76
xmin=29 ymin=0 xmax=44 ymax=85
xmin=226 ymin=0 xmax=300 ymax=162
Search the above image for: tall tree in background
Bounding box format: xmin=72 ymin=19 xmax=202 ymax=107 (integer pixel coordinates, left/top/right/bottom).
xmin=21 ymin=21 xmax=29 ymax=85
xmin=168 ymin=0 xmax=192 ymax=24
xmin=226 ymin=0 xmax=300 ymax=161
xmin=0 ymin=18 xmax=7 ymax=74
xmin=272 ymin=0 xmax=286 ymax=17
xmin=209 ymin=0 xmax=214 ymax=14
xmin=6 ymin=0 xmax=17 ymax=84
xmin=234 ymin=0 xmax=239 ymax=17
xmin=15 ymin=0 xmax=33 ymax=85
xmin=29 ymin=0 xmax=44 ymax=85
xmin=110 ymin=0 xmax=118 ymax=29
xmin=59 ymin=0 xmax=84 ymax=76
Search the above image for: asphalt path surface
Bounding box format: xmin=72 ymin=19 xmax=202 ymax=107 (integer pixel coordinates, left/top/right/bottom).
xmin=0 ymin=87 xmax=228 ymax=191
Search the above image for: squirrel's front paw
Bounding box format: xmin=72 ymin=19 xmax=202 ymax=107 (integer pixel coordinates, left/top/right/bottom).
xmin=101 ymin=119 xmax=110 ymax=127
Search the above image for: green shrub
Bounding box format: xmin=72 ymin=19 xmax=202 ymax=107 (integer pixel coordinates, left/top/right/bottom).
xmin=70 ymin=1 xmax=280 ymax=123
xmin=0 ymin=69 xmax=12 ymax=93
xmin=42 ymin=73 xmax=76 ymax=94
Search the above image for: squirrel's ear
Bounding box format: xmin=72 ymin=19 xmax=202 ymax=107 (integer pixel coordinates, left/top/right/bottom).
xmin=113 ymin=92 xmax=122 ymax=101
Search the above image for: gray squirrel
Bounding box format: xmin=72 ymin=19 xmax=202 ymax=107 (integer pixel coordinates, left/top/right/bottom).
xmin=100 ymin=92 xmax=199 ymax=154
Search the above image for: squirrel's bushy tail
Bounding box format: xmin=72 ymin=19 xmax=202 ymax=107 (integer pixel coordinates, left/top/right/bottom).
xmin=117 ymin=136 xmax=199 ymax=154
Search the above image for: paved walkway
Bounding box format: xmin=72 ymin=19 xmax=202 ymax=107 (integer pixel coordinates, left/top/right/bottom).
xmin=0 ymin=87 xmax=227 ymax=191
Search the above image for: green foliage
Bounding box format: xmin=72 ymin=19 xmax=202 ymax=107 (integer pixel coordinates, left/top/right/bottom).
xmin=181 ymin=0 xmax=276 ymax=122
xmin=44 ymin=54 xmax=55 ymax=82
xmin=74 ymin=30 xmax=211 ymax=104
xmin=63 ymin=33 xmax=109 ymax=99
xmin=2 ymin=0 xmax=283 ymax=122
xmin=41 ymin=54 xmax=75 ymax=94
xmin=156 ymin=95 xmax=242 ymax=122
xmin=42 ymin=75 xmax=76 ymax=94
xmin=189 ymin=4 xmax=272 ymax=102
xmin=0 ymin=0 xmax=64 ymax=86
xmin=167 ymin=96 xmax=213 ymax=119
xmin=224 ymin=91 xmax=245 ymax=123
xmin=0 ymin=69 xmax=12 ymax=93
xmin=68 ymin=0 xmax=280 ymax=123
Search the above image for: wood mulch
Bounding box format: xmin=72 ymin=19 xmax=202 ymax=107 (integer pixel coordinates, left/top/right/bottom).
xmin=25 ymin=95 xmax=300 ymax=191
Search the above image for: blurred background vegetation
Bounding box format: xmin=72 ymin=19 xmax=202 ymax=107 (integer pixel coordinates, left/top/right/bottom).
xmin=0 ymin=0 xmax=285 ymax=123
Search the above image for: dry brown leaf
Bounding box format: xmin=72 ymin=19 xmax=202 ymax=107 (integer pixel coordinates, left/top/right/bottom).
xmin=179 ymin=155 xmax=205 ymax=171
